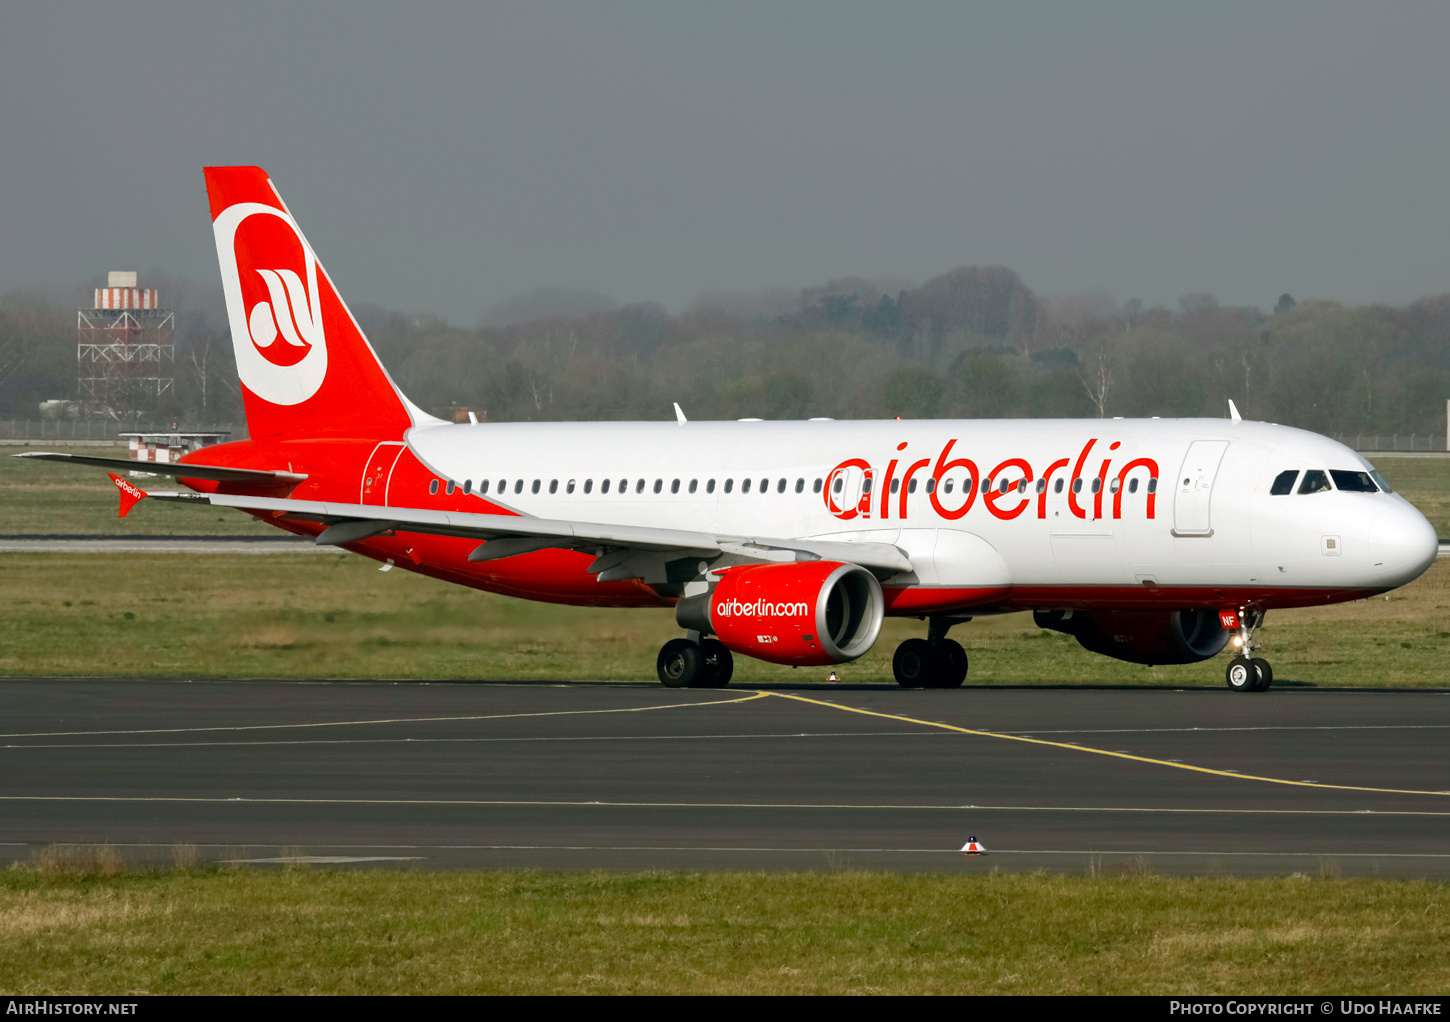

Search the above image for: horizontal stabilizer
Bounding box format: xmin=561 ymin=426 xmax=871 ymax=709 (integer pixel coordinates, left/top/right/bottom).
xmin=13 ymin=452 xmax=307 ymax=486
xmin=107 ymin=473 xmax=147 ymax=518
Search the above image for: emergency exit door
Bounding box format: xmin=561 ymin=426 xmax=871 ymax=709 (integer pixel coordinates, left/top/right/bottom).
xmin=1172 ymin=440 xmax=1228 ymax=536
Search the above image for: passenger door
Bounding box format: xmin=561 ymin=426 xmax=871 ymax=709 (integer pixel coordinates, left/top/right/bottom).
xmin=1172 ymin=440 xmax=1229 ymax=536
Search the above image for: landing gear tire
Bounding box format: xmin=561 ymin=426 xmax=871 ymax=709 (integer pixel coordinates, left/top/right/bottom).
xmin=1226 ymin=656 xmax=1263 ymax=693
xmin=658 ymin=638 xmax=704 ymax=688
xmin=893 ymin=638 xmax=939 ymax=689
xmin=699 ymin=639 xmax=734 ymax=688
xmin=1225 ymin=607 xmax=1271 ymax=692
xmin=936 ymin=639 xmax=968 ymax=689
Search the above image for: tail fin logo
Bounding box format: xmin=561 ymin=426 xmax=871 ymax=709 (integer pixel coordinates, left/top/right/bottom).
xmin=248 ymin=268 xmax=319 ymax=367
xmin=213 ymin=202 xmax=329 ymax=405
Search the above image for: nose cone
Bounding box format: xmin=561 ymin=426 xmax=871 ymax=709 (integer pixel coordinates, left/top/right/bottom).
xmin=1369 ymin=503 xmax=1440 ymax=587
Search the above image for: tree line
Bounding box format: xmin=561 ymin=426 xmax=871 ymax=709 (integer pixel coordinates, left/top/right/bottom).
xmin=2 ymin=265 xmax=1448 ymax=437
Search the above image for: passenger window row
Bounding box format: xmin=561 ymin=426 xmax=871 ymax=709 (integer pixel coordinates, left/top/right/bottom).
xmin=424 ymin=470 xmax=1162 ymax=500
xmin=427 ymin=476 xmax=830 ymax=498
xmin=841 ymin=475 xmax=1159 ymax=496
xmin=1269 ymin=469 xmax=1384 ymax=496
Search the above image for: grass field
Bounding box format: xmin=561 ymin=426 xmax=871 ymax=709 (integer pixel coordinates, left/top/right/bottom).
xmin=0 ymin=551 xmax=1446 ymax=685
xmin=2 ymin=863 xmax=1446 ymax=995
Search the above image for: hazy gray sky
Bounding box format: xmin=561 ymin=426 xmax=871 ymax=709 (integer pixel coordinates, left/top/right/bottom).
xmin=3 ymin=2 xmax=1449 ymax=323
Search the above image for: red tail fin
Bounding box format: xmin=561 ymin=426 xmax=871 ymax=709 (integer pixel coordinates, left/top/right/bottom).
xmin=205 ymin=166 xmax=426 ymax=440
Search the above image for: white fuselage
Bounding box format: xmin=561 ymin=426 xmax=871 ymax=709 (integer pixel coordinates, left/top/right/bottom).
xmin=404 ymin=416 xmax=1438 ymax=610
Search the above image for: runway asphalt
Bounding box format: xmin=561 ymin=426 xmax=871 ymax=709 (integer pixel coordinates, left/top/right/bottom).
xmin=1 ymin=678 xmax=1448 ymax=875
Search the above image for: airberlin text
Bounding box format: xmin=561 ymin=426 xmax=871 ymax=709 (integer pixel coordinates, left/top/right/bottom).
xmin=714 ymin=599 xmax=810 ymax=618
xmin=824 ymin=437 xmax=1159 ymax=524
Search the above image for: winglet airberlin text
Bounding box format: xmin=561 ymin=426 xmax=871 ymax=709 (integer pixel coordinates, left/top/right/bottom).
xmin=108 ymin=473 xmax=147 ymax=518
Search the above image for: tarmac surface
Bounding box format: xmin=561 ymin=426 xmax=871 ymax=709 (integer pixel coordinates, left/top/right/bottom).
xmin=1 ymin=678 xmax=1448 ymax=875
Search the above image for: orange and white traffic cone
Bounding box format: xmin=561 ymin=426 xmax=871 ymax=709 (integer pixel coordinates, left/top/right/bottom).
xmin=827 ymin=671 xmax=839 ymax=683
xmin=960 ymin=836 xmax=986 ymax=855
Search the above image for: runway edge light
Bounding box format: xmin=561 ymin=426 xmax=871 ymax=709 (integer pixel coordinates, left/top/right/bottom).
xmin=961 ymin=836 xmax=986 ymax=855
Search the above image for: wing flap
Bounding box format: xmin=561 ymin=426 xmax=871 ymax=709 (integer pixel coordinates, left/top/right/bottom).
xmin=152 ymin=492 xmax=722 ymax=554
xmin=143 ymin=491 xmax=915 ymax=575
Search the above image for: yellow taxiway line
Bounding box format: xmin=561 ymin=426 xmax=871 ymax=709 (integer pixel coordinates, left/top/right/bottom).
xmin=761 ymin=690 xmax=1450 ymax=799
xmin=0 ymin=691 xmax=771 ymax=740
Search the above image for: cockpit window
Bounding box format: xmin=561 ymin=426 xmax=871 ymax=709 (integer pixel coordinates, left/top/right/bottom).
xmin=1269 ymin=470 xmax=1299 ymax=496
xmin=1330 ymin=470 xmax=1377 ymax=493
xmin=1370 ymin=470 xmax=1393 ymax=494
xmin=1298 ymin=470 xmax=1331 ymax=495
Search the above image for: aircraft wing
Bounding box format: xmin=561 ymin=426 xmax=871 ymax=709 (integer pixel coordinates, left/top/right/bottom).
xmin=13 ymin=452 xmax=307 ymax=486
xmin=145 ymin=490 xmax=913 ymax=577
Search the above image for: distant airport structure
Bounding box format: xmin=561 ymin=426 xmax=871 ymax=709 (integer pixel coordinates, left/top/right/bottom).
xmin=77 ymin=271 xmax=174 ymax=418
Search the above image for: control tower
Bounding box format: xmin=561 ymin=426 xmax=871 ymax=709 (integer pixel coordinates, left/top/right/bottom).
xmin=77 ymin=271 xmax=175 ymax=416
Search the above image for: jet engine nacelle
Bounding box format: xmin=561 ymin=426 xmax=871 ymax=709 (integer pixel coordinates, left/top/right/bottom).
xmin=1033 ymin=608 xmax=1229 ymax=666
xmin=676 ymin=561 xmax=884 ymax=666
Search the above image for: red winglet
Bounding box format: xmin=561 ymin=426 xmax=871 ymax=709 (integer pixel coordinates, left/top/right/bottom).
xmin=108 ymin=473 xmax=148 ymax=518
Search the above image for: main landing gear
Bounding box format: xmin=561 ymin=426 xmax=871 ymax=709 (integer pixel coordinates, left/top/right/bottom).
xmin=1224 ymin=608 xmax=1273 ymax=693
xmin=657 ymin=634 xmax=734 ymax=688
xmin=892 ymin=617 xmax=969 ymax=689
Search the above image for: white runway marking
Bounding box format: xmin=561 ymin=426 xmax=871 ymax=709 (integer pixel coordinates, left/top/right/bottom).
xmin=0 ymin=794 xmax=1446 ymax=816
xmin=1004 ymin=724 xmax=1450 ymax=735
xmin=30 ymin=841 xmax=1450 ymax=860
xmin=0 ymin=730 xmax=929 ymax=751
xmin=293 ymin=846 xmax=1450 ymax=860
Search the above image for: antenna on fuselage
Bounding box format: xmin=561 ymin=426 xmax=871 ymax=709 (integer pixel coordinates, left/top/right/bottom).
xmin=1228 ymin=399 xmax=1242 ymax=424
xmin=673 ymin=402 xmax=687 ymax=424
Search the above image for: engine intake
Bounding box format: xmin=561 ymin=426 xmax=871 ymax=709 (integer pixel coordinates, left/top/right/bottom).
xmin=1033 ymin=608 xmax=1229 ymax=666
xmin=676 ymin=561 xmax=884 ymax=666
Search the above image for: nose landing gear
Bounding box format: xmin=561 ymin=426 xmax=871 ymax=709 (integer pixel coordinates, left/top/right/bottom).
xmin=1224 ymin=608 xmax=1272 ymax=692
xmin=892 ymin=616 xmax=970 ymax=689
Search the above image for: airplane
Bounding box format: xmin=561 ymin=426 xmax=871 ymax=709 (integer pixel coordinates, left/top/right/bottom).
xmin=19 ymin=166 xmax=1441 ymax=692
